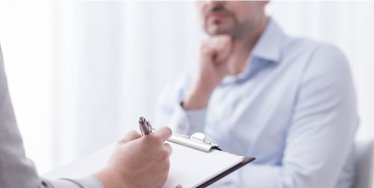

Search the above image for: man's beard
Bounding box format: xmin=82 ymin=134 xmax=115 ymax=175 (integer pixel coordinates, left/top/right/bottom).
xmin=205 ymin=20 xmax=241 ymax=38
xmin=204 ymin=6 xmax=238 ymax=36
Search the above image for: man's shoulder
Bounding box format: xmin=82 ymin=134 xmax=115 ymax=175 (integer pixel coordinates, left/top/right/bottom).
xmin=283 ymin=36 xmax=343 ymax=57
xmin=282 ymin=36 xmax=348 ymax=71
xmin=289 ymin=35 xmax=345 ymax=55
xmin=277 ymin=35 xmax=352 ymax=89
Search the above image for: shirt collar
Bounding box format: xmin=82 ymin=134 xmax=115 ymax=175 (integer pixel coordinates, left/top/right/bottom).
xmin=251 ymin=17 xmax=285 ymax=63
xmin=220 ymin=18 xmax=285 ymax=85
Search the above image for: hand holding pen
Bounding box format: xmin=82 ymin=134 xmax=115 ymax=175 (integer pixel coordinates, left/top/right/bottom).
xmin=96 ymin=117 xmax=173 ymax=188
xmin=138 ymin=117 xmax=183 ymax=188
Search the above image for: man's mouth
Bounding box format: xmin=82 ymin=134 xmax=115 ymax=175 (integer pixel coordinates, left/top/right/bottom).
xmin=206 ymin=7 xmax=231 ymax=24
xmin=208 ymin=12 xmax=228 ymax=21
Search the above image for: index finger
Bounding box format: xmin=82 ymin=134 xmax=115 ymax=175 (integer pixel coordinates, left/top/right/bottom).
xmin=153 ymin=126 xmax=172 ymax=142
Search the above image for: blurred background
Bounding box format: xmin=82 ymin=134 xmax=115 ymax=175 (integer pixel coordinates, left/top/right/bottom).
xmin=0 ymin=1 xmax=373 ymax=175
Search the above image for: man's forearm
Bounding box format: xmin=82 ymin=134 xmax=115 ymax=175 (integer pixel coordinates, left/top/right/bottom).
xmin=183 ymin=81 xmax=216 ymax=110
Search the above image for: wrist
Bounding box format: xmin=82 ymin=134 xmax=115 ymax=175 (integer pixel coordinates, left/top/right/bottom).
xmin=183 ymin=90 xmax=212 ymax=110
xmin=94 ymin=168 xmax=129 ymax=188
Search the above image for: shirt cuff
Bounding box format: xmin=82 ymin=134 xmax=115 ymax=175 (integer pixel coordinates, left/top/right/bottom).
xmin=45 ymin=176 xmax=104 ymax=188
xmin=169 ymin=101 xmax=207 ymax=134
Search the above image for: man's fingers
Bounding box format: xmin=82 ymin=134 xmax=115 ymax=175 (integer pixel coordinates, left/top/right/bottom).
xmin=119 ymin=130 xmax=141 ymax=144
xmin=153 ymin=126 xmax=172 ymax=142
xmin=203 ymin=35 xmax=232 ymax=62
xmin=164 ymin=142 xmax=173 ymax=157
xmin=213 ymin=36 xmax=232 ymax=62
xmin=211 ymin=35 xmax=231 ymax=49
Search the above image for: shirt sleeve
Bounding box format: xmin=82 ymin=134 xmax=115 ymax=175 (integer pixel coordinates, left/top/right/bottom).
xmin=42 ymin=177 xmax=103 ymax=188
xmin=238 ymin=45 xmax=358 ymax=187
xmin=155 ymin=79 xmax=207 ymax=135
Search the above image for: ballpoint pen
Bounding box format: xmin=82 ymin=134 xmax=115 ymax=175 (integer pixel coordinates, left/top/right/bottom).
xmin=139 ymin=116 xmax=153 ymax=135
xmin=138 ymin=116 xmax=221 ymax=152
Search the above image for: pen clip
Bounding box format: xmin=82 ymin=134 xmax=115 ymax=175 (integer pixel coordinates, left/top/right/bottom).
xmin=168 ymin=132 xmax=221 ymax=152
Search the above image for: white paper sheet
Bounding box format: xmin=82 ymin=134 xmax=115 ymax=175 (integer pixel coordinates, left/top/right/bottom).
xmin=44 ymin=142 xmax=247 ymax=188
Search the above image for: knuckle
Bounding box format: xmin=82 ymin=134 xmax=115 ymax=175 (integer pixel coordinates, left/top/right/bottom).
xmin=160 ymin=145 xmax=171 ymax=159
xmin=153 ymin=136 xmax=164 ymax=144
xmin=160 ymin=149 xmax=169 ymax=159
xmin=165 ymin=159 xmax=170 ymax=170
xmin=160 ymin=157 xmax=170 ymax=172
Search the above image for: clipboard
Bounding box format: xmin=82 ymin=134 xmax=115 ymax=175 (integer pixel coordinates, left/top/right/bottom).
xmin=44 ymin=132 xmax=255 ymax=188
xmin=164 ymin=132 xmax=255 ymax=187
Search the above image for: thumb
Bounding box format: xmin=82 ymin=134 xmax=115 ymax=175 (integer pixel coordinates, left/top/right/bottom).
xmin=153 ymin=126 xmax=172 ymax=142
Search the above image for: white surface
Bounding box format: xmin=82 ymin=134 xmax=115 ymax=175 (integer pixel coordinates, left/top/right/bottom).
xmin=44 ymin=142 xmax=246 ymax=188
xmin=44 ymin=145 xmax=112 ymax=179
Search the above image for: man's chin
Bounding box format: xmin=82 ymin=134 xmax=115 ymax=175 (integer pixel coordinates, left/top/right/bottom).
xmin=205 ymin=24 xmax=233 ymax=36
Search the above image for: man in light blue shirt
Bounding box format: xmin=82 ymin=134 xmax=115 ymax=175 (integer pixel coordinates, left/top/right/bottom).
xmin=156 ymin=1 xmax=358 ymax=187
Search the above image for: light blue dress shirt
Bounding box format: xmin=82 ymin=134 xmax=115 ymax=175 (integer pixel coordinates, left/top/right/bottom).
xmin=156 ymin=18 xmax=358 ymax=188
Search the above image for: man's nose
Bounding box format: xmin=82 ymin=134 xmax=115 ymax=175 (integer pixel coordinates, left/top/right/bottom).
xmin=206 ymin=0 xmax=226 ymax=7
